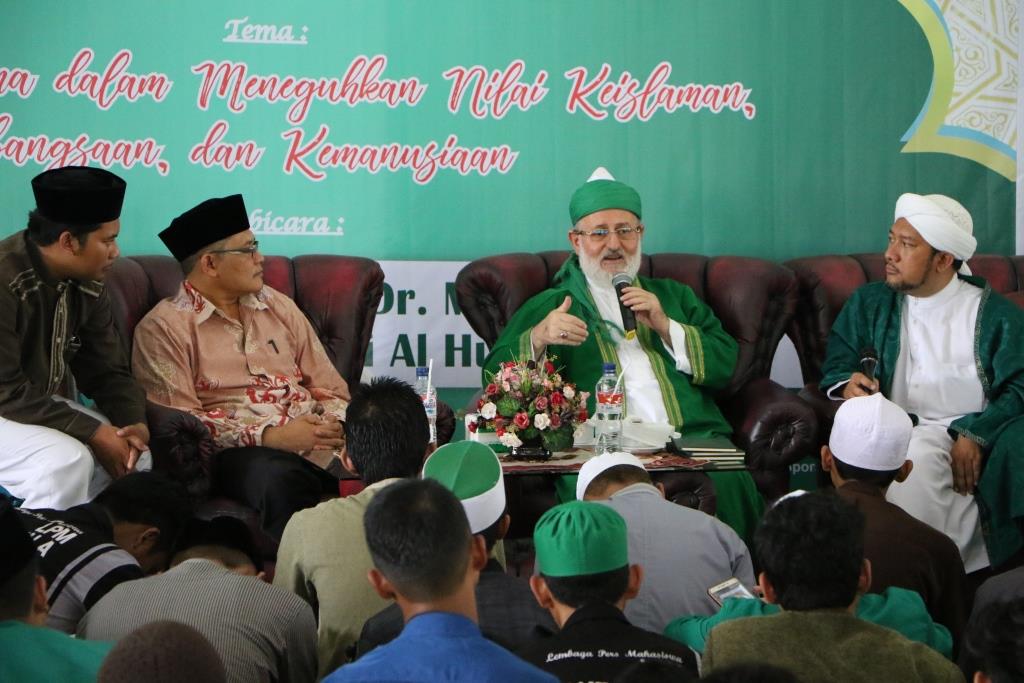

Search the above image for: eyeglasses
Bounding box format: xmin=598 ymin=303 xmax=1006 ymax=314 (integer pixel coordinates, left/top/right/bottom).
xmin=571 ymin=226 xmax=644 ymax=244
xmin=207 ymin=241 xmax=260 ymax=257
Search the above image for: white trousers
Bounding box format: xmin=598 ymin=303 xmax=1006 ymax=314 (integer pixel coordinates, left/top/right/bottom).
xmin=885 ymin=424 xmax=989 ymax=573
xmin=0 ymin=399 xmax=151 ymax=510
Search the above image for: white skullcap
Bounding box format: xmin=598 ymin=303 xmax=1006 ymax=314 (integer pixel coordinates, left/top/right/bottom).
xmin=894 ymin=193 xmax=976 ymax=275
xmin=587 ymin=166 xmax=615 ymax=182
xmin=829 ymin=394 xmax=913 ymax=471
xmin=576 ymin=451 xmax=645 ymax=500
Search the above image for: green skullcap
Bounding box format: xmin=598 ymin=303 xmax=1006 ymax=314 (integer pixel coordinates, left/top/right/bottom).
xmin=534 ymin=501 xmax=628 ymax=577
xmin=422 ymin=441 xmax=505 ymax=534
xmin=568 ymin=167 xmax=642 ymax=225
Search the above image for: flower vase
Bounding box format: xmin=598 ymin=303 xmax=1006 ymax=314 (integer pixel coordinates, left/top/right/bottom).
xmin=509 ymin=434 xmax=551 ymax=461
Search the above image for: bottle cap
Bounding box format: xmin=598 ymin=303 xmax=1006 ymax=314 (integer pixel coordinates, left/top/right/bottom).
xmin=416 ymin=367 xmax=429 ymax=377
xmin=602 ymin=362 xmax=617 ymax=372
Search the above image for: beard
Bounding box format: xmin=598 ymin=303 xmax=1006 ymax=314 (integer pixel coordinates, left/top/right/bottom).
xmin=578 ymin=245 xmax=642 ymax=290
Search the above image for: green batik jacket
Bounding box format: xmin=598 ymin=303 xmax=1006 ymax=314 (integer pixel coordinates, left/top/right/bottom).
xmin=482 ymin=255 xmax=737 ymax=437
xmin=820 ymin=276 xmax=1024 ymax=449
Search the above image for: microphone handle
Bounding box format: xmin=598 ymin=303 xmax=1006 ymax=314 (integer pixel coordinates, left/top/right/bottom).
xmin=615 ymin=283 xmax=637 ymax=338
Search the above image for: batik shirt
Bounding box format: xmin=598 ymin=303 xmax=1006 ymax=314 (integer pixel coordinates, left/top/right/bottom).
xmin=132 ymin=281 xmax=348 ymax=449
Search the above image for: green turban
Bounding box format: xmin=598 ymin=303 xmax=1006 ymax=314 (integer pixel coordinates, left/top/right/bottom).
xmin=534 ymin=501 xmax=629 ymax=577
xmin=568 ymin=167 xmax=642 ymax=225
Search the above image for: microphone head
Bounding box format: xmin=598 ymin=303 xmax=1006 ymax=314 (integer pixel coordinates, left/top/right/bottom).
xmin=611 ymin=272 xmax=632 ymax=288
xmin=859 ymin=347 xmax=878 ymax=362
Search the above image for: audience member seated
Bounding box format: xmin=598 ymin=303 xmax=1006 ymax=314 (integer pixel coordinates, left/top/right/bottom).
xmin=17 ymin=470 xmax=191 ymax=633
xmin=819 ymin=193 xmax=1024 ymax=573
xmin=576 ymin=451 xmax=754 ymax=632
xmin=79 ymin=516 xmax=316 ymax=683
xmin=821 ymin=393 xmax=967 ymax=645
xmin=961 ymin=599 xmax=1024 ymax=683
xmin=275 ymin=376 xmax=431 ymax=677
xmin=132 ymin=194 xmax=349 ymax=540
xmin=702 ymin=492 xmax=963 ymax=682
xmin=0 ymin=497 xmax=112 ymax=681
xmin=0 ymin=167 xmax=150 ymax=510
xmin=518 ymin=501 xmax=698 ymax=681
xmin=326 ymin=478 xmax=556 ymax=682
xmin=357 ymin=441 xmax=555 ymax=656
xmin=481 ymin=167 xmax=762 ymax=535
xmin=98 ymin=620 xmax=226 ymax=683
xmin=959 ymin=568 xmax=1024 ymax=675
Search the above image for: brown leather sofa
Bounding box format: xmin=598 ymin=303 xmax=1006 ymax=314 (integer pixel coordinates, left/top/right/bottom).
xmin=785 ymin=253 xmax=1024 ymax=440
xmin=456 ymin=251 xmax=818 ymax=518
xmin=104 ymin=254 xmax=452 ymax=553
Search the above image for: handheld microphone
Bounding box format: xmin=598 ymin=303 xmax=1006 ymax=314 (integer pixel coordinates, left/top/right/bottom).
xmin=859 ymin=347 xmax=879 ymax=384
xmin=611 ymin=272 xmax=637 ymax=340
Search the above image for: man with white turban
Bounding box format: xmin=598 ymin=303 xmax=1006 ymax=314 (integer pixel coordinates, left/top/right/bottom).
xmin=820 ymin=193 xmax=1024 ymax=573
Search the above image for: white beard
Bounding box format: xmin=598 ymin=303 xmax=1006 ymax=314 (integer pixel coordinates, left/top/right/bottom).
xmin=578 ymin=245 xmax=642 ymax=291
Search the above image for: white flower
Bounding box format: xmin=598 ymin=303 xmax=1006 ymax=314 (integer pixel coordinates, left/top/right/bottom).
xmin=499 ymin=432 xmax=522 ymax=448
xmin=533 ymin=413 xmax=551 ymax=430
xmin=480 ymin=402 xmax=497 ymax=419
xmin=562 ymin=386 xmax=575 ymax=399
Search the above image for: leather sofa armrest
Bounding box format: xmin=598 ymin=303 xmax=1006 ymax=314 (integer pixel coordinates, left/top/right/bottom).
xmin=797 ymin=382 xmax=839 ymax=445
xmin=720 ymin=377 xmax=818 ymax=474
xmin=146 ymin=400 xmax=217 ymax=500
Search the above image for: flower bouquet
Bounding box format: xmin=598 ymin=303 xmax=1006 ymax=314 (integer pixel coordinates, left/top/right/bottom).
xmin=469 ymin=358 xmax=589 ymax=459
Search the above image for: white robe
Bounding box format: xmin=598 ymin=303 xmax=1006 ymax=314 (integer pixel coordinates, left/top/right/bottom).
xmin=585 ymin=277 xmax=692 ymax=424
xmin=883 ymin=276 xmax=989 ymax=572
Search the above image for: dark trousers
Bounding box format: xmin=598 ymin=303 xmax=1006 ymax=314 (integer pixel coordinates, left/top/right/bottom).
xmin=213 ymin=446 xmax=339 ymax=540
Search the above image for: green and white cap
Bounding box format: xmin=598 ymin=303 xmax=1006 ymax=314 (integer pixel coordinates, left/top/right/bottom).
xmin=568 ymin=167 xmax=642 ymax=225
xmin=534 ymin=501 xmax=629 ymax=577
xmin=422 ymin=441 xmax=505 ymax=533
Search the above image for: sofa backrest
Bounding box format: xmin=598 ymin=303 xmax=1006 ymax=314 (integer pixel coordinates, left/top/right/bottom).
xmin=455 ymin=251 xmax=798 ymax=395
xmin=105 ymin=254 xmax=384 ymax=384
xmin=785 ymin=253 xmax=1024 ymax=385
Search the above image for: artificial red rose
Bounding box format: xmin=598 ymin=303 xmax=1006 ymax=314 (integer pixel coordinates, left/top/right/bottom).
xmin=495 ymin=417 xmax=506 ymax=429
xmin=514 ymin=412 xmax=530 ymax=429
xmin=577 ymin=408 xmax=588 ymax=422
xmin=550 ymin=391 xmax=565 ymax=407
xmin=496 ymin=427 xmax=506 ymax=437
xmin=477 ymin=397 xmax=485 ymax=409
xmin=545 ymin=360 xmax=555 ymax=374
xmin=468 ymin=421 xmax=478 ymax=433
xmin=534 ymin=396 xmax=549 ymax=411
xmin=485 ymin=383 xmax=498 ymax=395
xmin=550 ymin=412 xmax=562 ymax=428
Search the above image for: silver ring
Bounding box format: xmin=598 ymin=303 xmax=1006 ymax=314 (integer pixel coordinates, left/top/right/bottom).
xmin=559 ymin=331 xmax=568 ymax=339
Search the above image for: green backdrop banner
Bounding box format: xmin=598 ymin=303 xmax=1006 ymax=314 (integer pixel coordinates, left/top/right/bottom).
xmin=0 ymin=0 xmax=1015 ymax=260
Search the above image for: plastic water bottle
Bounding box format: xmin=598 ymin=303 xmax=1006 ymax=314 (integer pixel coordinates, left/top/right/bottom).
xmin=595 ymin=362 xmax=623 ymax=453
xmin=415 ymin=366 xmax=437 ymax=444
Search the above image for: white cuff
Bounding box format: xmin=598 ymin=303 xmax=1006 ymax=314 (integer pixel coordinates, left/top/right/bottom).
xmin=826 ymin=380 xmax=848 ymax=400
xmin=665 ymin=320 xmax=693 ymax=375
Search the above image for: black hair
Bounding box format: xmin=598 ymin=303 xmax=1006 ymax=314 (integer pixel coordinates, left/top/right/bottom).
xmin=0 ymin=555 xmax=39 ymax=621
xmin=754 ymin=492 xmax=865 ymax=611
xmin=175 ymin=516 xmax=262 ymax=571
xmin=584 ymin=464 xmax=651 ymax=497
xmin=700 ymin=663 xmax=799 ymax=683
xmin=963 ymin=599 xmax=1024 ymax=683
xmin=26 ymin=208 xmax=102 ymax=247
xmin=831 ymin=456 xmax=901 ymax=489
xmin=476 ymin=508 xmax=509 ymax=553
xmin=364 ymin=478 xmax=471 ymax=602
xmin=346 ymin=377 xmax=429 ymax=484
xmin=93 ymin=471 xmax=193 ymax=554
xmin=542 ymin=565 xmax=630 ymax=608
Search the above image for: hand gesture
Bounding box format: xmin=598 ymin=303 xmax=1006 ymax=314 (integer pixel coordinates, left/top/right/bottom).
xmin=263 ymin=414 xmax=345 ymax=454
xmin=951 ymin=435 xmax=983 ymax=495
xmin=88 ymin=423 xmax=135 ymax=478
xmin=116 ymin=422 xmax=150 ymax=471
xmin=531 ymin=296 xmax=588 ymax=355
xmin=841 ymin=372 xmax=879 ymax=398
xmin=619 ymin=286 xmax=670 ymax=341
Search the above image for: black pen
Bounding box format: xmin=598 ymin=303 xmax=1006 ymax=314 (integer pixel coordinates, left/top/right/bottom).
xmin=268 ymin=339 xmax=279 ymax=353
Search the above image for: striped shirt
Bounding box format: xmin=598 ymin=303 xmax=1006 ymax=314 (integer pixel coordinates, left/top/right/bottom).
xmin=17 ymin=503 xmax=142 ymax=633
xmin=78 ymin=558 xmax=317 ymax=683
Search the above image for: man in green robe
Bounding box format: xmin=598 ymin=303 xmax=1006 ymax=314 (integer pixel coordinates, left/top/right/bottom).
xmin=482 ymin=167 xmax=761 ymax=538
xmin=820 ymin=193 xmax=1024 ymax=570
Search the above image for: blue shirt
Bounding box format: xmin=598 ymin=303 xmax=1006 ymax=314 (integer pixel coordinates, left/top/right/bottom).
xmin=325 ymin=611 xmax=557 ymax=682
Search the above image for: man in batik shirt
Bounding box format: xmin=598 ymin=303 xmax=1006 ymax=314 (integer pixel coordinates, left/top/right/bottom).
xmin=132 ymin=194 xmax=349 ymax=539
